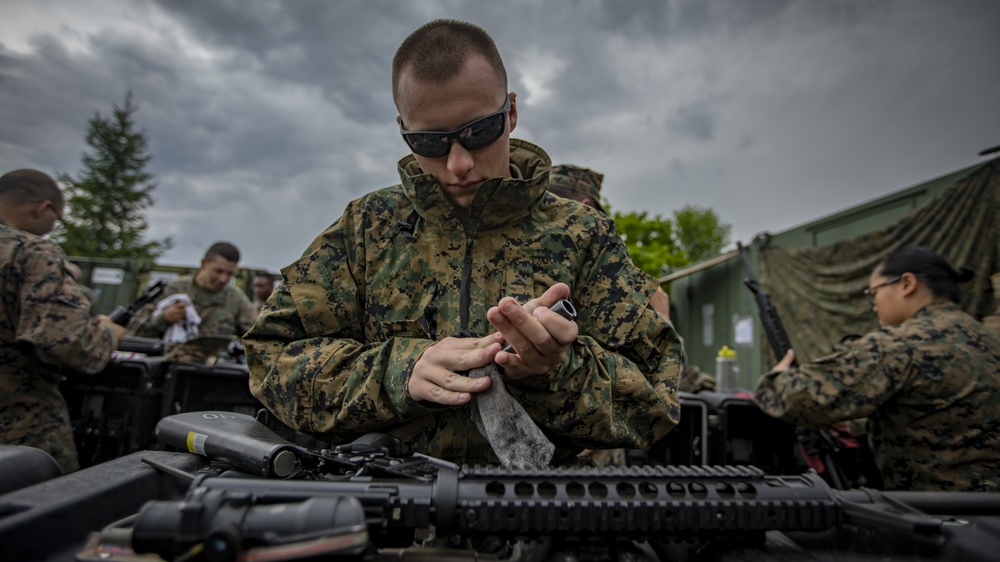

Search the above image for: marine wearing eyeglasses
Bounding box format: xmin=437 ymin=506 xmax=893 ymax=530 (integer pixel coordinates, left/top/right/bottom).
xmin=244 ymin=19 xmax=683 ymax=467
xmin=0 ymin=168 xmax=126 ymax=473
xmin=753 ymin=246 xmax=1000 ymax=491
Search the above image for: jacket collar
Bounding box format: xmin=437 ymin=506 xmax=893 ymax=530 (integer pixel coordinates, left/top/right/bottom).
xmin=396 ymin=138 xmax=552 ymax=232
xmin=914 ymin=299 xmax=962 ymax=317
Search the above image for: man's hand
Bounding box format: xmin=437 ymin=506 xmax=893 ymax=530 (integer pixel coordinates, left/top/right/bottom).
xmin=408 ymin=333 xmax=504 ymax=405
xmin=97 ymin=315 xmax=127 ymax=342
xmin=771 ymin=349 xmax=796 ymax=372
xmin=487 ymin=283 xmax=578 ymax=380
xmin=160 ymin=301 xmax=187 ymax=325
xmin=651 ymin=286 xmax=670 ymax=317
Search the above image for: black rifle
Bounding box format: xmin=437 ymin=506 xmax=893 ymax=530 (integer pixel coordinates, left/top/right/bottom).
xmin=737 ymin=241 xmax=794 ymax=365
xmin=108 ymin=279 xmax=166 ymax=326
xmin=117 ymin=411 xmax=997 ymax=562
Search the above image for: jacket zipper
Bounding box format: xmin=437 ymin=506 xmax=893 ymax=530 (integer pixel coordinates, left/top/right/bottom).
xmin=459 ymin=235 xmax=473 ymax=337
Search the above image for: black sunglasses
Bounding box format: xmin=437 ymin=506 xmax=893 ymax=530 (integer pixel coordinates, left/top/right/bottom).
xmin=399 ymin=94 xmax=510 ymax=158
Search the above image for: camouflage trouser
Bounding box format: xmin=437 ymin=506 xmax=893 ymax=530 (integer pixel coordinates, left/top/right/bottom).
xmin=0 ymin=405 xmax=77 ymax=473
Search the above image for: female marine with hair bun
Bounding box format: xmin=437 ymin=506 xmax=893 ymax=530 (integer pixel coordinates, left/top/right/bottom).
xmin=754 ymin=246 xmax=1000 ymax=492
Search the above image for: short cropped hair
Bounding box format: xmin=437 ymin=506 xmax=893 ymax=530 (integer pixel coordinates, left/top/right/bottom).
xmin=205 ymin=241 xmax=241 ymax=263
xmin=0 ymin=169 xmax=63 ymax=207
xmin=392 ymin=19 xmax=507 ymax=107
xmin=254 ymin=271 xmax=275 ymax=283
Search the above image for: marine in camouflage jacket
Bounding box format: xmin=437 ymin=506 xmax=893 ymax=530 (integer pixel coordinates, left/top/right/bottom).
xmin=128 ymin=275 xmax=257 ymax=339
xmin=754 ymin=300 xmax=1000 ymax=491
xmin=0 ymin=218 xmax=119 ymax=473
xmin=244 ymin=139 xmax=683 ymax=465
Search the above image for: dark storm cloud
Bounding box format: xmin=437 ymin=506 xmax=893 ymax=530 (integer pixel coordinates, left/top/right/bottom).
xmin=151 ymin=0 xmax=420 ymax=123
xmin=0 ymin=24 xmax=306 ymax=180
xmin=669 ymin=102 xmax=716 ymax=142
xmin=0 ymin=36 xmax=129 ymax=171
xmin=596 ymin=0 xmax=670 ymax=35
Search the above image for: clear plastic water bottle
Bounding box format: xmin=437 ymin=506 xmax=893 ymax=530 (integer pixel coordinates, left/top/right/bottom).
xmin=716 ymin=345 xmax=738 ymax=392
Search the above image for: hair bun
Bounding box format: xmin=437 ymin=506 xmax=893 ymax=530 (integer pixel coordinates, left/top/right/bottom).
xmin=951 ymin=265 xmax=975 ymax=283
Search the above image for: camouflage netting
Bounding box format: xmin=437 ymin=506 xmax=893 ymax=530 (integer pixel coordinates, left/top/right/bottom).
xmin=755 ymin=159 xmax=1000 ymax=365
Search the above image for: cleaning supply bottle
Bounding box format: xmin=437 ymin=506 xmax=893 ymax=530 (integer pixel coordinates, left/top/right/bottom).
xmin=716 ymin=345 xmax=739 ymax=392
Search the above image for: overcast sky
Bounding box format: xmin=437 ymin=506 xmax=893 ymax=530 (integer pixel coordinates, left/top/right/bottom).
xmin=2 ymin=0 xmax=997 ymax=273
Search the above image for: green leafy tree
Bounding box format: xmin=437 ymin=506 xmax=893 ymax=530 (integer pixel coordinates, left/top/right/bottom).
xmin=55 ymin=91 xmax=172 ymax=260
xmin=673 ymin=204 xmax=732 ymax=264
xmin=611 ymin=209 xmax=685 ymax=277
xmin=609 ymin=202 xmax=730 ymax=278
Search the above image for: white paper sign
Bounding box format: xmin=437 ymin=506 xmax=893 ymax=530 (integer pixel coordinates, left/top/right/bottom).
xmin=90 ymin=267 xmax=125 ymax=285
xmin=702 ymin=303 xmax=715 ymax=346
xmin=734 ymin=315 xmax=754 ymax=345
xmin=148 ymin=271 xmax=180 ymax=286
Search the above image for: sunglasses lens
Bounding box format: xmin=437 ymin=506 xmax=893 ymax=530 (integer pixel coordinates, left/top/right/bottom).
xmin=459 ymin=113 xmax=505 ymax=151
xmin=404 ymin=133 xmax=451 ymax=158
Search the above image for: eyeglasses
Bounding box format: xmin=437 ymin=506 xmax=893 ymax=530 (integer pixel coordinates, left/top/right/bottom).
xmin=49 ymin=203 xmax=63 ymax=223
xmin=399 ymin=94 xmax=511 ymax=158
xmin=863 ymin=275 xmax=901 ymax=306
xmin=34 ymin=200 xmax=64 ymax=224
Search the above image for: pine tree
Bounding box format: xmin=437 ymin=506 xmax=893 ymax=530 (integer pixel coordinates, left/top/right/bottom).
xmin=55 ymin=91 xmax=172 ymax=261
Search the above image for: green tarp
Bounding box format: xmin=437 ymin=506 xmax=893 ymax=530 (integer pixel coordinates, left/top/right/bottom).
xmin=756 ymin=159 xmax=999 ymax=364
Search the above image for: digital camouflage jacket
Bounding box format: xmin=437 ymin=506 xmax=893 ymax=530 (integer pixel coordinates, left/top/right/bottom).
xmin=128 ymin=274 xmax=257 ymax=339
xmin=754 ymin=300 xmax=1000 ymax=491
xmin=245 ymin=139 xmax=683 ymax=465
xmin=0 ymin=218 xmax=118 ymax=473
